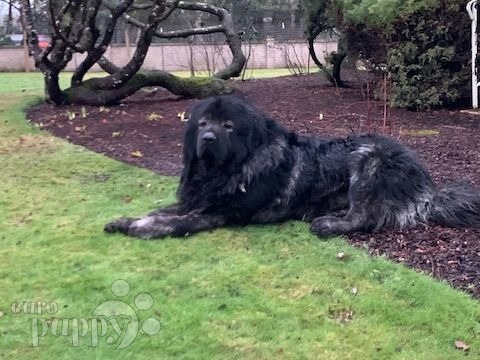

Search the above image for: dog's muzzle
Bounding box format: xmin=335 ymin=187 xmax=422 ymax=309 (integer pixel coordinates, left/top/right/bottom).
xmin=197 ymin=131 xmax=218 ymax=159
xmin=202 ymin=131 xmax=216 ymax=144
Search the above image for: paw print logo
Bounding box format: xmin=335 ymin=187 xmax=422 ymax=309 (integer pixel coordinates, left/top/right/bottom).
xmin=91 ymin=280 xmax=161 ymax=349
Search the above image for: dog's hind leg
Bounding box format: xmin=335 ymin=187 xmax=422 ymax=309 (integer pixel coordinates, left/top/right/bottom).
xmin=310 ymin=173 xmax=384 ymax=237
xmin=310 ymin=145 xmax=381 ymax=237
xmin=311 ymin=137 xmax=435 ymax=237
xmin=310 ymin=208 xmax=370 ymax=237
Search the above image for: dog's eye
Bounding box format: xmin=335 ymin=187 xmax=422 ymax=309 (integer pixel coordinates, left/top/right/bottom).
xmin=198 ymin=120 xmax=207 ymax=127
xmin=223 ymin=121 xmax=234 ymax=131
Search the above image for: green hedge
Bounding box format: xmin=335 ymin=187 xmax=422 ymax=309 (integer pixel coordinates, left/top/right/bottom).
xmin=343 ymin=1 xmax=470 ymax=110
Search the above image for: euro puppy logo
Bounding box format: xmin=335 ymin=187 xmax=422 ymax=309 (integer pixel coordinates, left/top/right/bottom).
xmin=27 ymin=280 xmax=160 ymax=348
xmin=105 ymin=95 xmax=480 ymax=239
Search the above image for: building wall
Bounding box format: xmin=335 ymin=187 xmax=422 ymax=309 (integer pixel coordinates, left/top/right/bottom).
xmin=0 ymin=39 xmax=337 ymax=72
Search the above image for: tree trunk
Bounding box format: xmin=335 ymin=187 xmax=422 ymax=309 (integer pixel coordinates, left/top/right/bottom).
xmin=330 ymin=51 xmax=347 ymax=88
xmin=307 ymin=35 xmax=324 ymax=70
xmin=124 ymin=23 xmax=131 ymax=58
xmin=22 ymin=19 xmax=32 ymax=73
xmin=64 ymin=71 xmax=233 ymax=106
xmin=307 ymin=31 xmax=348 ymax=88
xmin=44 ymin=71 xmax=67 ymax=104
xmin=308 ymin=34 xmax=336 ymax=85
xmin=20 ymin=0 xmax=245 ymax=106
xmin=6 ymin=0 xmax=13 ymax=34
xmin=212 ymin=10 xmax=246 ymax=80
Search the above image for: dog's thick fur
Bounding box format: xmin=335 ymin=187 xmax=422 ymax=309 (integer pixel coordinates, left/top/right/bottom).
xmin=105 ymin=95 xmax=480 ymax=239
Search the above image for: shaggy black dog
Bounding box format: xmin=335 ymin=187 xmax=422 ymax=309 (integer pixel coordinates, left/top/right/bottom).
xmin=105 ymin=95 xmax=480 ymax=239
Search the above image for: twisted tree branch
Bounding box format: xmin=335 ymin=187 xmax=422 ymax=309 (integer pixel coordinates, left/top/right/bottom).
xmin=68 ymin=71 xmax=233 ymax=105
xmin=110 ymin=0 xmax=245 ymax=79
xmin=90 ymin=0 xmax=167 ymax=90
xmin=71 ymin=0 xmax=135 ymax=86
xmin=20 ymin=0 xmax=245 ymax=105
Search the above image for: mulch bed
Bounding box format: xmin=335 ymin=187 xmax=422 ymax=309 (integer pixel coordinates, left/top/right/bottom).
xmin=27 ymin=74 xmax=480 ymax=297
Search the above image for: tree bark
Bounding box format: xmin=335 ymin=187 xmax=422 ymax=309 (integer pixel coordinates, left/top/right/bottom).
xmin=308 ymin=34 xmax=347 ymax=88
xmin=44 ymin=70 xmax=67 ymax=104
xmin=6 ymin=0 xmax=13 ymax=34
xmin=307 ymin=34 xmax=324 ymax=70
xmin=330 ymin=51 xmax=347 ymax=88
xmin=66 ymin=71 xmax=233 ymax=106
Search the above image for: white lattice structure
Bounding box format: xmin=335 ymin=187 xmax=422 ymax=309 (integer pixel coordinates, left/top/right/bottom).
xmin=467 ymin=0 xmax=479 ymax=108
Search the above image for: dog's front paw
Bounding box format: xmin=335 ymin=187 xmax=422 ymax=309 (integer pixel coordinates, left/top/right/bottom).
xmin=127 ymin=216 xmax=177 ymax=240
xmin=104 ymin=217 xmax=136 ymax=234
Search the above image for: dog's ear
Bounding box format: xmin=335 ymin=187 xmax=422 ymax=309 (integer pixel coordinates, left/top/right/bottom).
xmin=234 ymin=100 xmax=290 ymax=152
xmin=179 ymin=99 xmax=211 ymax=189
xmin=265 ymin=118 xmax=285 ymax=136
xmin=261 ymin=116 xmax=291 ymax=144
xmin=179 ymin=121 xmax=197 ymax=187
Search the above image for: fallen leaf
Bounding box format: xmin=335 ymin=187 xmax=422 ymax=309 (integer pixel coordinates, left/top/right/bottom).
xmin=455 ymin=340 xmax=470 ymax=351
xmin=130 ymin=150 xmax=144 ymax=158
xmin=177 ymin=111 xmax=187 ymax=122
xmin=124 ymin=195 xmax=133 ymax=203
xmin=148 ymin=112 xmax=163 ymax=121
xmin=66 ymin=111 xmax=76 ymax=120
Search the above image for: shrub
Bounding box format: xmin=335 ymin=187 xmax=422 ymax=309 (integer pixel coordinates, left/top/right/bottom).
xmin=342 ymin=0 xmax=470 ymax=110
xmin=385 ymin=2 xmax=470 ymax=110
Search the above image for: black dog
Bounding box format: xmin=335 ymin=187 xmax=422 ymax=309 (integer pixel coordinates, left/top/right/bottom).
xmin=105 ymin=95 xmax=480 ymax=239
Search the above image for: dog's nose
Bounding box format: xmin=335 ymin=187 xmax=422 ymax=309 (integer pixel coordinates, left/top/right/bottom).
xmin=202 ymin=132 xmax=216 ymax=144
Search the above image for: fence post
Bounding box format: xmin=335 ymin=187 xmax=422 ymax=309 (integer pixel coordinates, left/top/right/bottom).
xmin=467 ymin=0 xmax=479 ymax=108
xmin=265 ymin=37 xmax=275 ymax=69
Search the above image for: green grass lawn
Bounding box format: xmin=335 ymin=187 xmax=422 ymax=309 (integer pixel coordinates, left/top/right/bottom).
xmin=1 ymin=72 xmax=480 ymax=359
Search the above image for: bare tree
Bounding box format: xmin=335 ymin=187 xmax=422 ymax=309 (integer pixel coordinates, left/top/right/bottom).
xmin=0 ymin=0 xmax=20 ymax=34
xmin=19 ymin=0 xmax=246 ymax=105
xmin=6 ymin=0 xmax=14 ymax=33
xmin=302 ymin=0 xmax=346 ymax=87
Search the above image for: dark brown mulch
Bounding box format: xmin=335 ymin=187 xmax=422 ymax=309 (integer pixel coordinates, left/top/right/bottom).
xmin=27 ymin=74 xmax=480 ymax=297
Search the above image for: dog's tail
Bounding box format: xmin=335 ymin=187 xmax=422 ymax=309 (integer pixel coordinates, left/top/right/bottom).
xmin=429 ymin=182 xmax=480 ymax=227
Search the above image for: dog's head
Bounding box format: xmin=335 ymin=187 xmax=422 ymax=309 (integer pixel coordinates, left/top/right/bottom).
xmin=177 ymin=95 xmax=291 ymax=206
xmin=183 ymin=96 xmax=271 ymax=168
